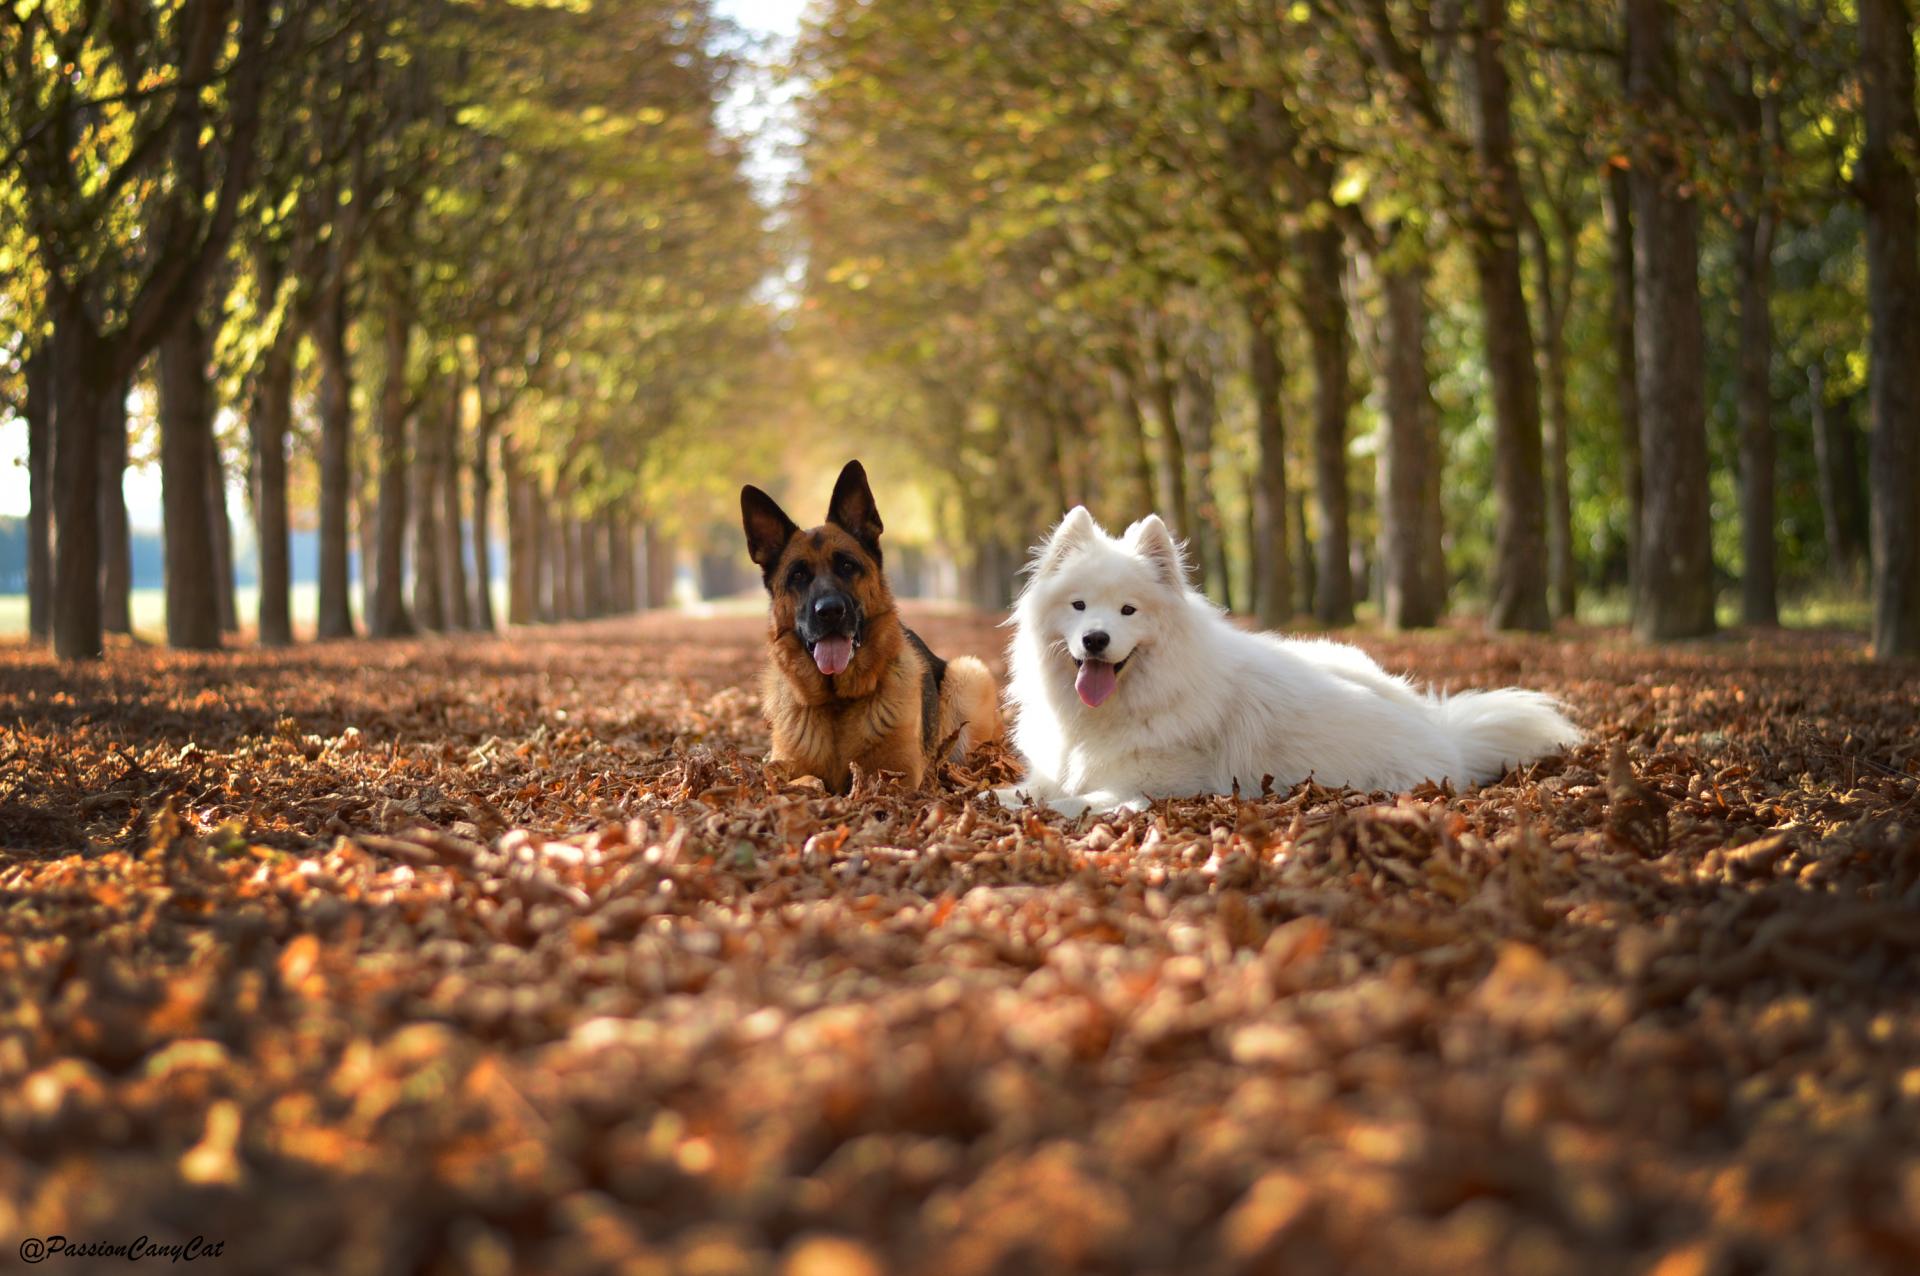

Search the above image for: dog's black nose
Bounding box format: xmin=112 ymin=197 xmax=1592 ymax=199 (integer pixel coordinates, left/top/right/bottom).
xmin=1082 ymin=630 xmax=1110 ymax=655
xmin=813 ymin=594 xmax=850 ymax=628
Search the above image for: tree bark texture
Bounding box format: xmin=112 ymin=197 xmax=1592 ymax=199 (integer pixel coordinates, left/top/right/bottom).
xmin=370 ymin=278 xmax=415 ymax=638
xmin=158 ymin=311 xmax=222 ymax=650
xmin=471 ymin=408 xmax=498 ymax=630
xmin=1245 ymin=296 xmax=1293 ymax=628
xmin=1469 ymin=0 xmax=1550 ymax=632
xmin=437 ymin=382 xmax=470 ymax=631
xmin=209 ymin=429 xmax=237 ymax=635
xmin=97 ymin=377 xmax=132 ymax=635
xmin=1372 ymin=243 xmax=1448 ymax=629
xmin=1604 ymin=165 xmax=1645 ymax=609
xmin=1735 ymin=203 xmax=1778 ymax=626
xmin=50 ymin=297 xmax=107 ymax=660
xmin=314 ymin=281 xmax=356 ymax=639
xmin=412 ymin=383 xmax=447 ymax=633
xmin=251 ymin=325 xmax=297 ymax=645
xmin=1299 ymin=223 xmax=1354 ymax=626
xmin=1627 ymin=0 xmax=1717 ymax=641
xmin=1858 ymin=0 xmax=1920 ymax=658
xmin=25 ymin=347 xmax=53 ymax=643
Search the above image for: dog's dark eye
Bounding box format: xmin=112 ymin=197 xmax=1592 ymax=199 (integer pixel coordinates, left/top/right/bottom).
xmin=832 ymin=553 xmax=862 ymax=578
xmin=1121 ymin=605 xmax=1136 ymax=616
xmin=786 ymin=564 xmax=813 ymax=591
xmin=1071 ymin=600 xmax=1085 ymax=611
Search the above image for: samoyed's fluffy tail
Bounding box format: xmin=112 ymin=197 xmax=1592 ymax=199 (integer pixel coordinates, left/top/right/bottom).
xmin=1430 ymin=688 xmax=1582 ymax=784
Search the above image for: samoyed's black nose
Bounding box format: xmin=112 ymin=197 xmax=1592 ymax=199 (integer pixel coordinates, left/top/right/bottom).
xmin=1082 ymin=630 xmax=1110 ymax=655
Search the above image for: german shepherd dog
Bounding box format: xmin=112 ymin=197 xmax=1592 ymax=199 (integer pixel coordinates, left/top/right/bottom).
xmin=741 ymin=460 xmax=1002 ymax=792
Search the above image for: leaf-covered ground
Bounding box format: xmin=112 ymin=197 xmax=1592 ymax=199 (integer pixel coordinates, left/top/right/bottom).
xmin=3 ymin=608 xmax=1918 ymax=1275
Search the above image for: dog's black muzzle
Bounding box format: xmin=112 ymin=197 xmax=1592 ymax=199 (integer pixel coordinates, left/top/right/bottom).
xmin=796 ymin=587 xmax=863 ymax=649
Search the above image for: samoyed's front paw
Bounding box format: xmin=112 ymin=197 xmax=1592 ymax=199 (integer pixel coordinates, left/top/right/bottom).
xmin=1082 ymin=791 xmax=1150 ymax=815
xmin=1045 ymin=795 xmax=1093 ymax=818
xmin=988 ymin=785 xmax=1033 ymax=808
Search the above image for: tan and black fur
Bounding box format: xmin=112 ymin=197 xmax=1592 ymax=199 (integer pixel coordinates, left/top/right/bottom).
xmin=741 ymin=460 xmax=1001 ymax=792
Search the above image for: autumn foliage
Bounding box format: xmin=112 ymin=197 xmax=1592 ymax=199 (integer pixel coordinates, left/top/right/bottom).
xmin=4 ymin=611 xmax=1918 ymax=1273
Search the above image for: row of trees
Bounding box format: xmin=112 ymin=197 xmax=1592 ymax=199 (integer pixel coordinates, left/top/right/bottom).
xmin=792 ymin=0 xmax=1920 ymax=658
xmin=2 ymin=0 xmax=769 ymax=661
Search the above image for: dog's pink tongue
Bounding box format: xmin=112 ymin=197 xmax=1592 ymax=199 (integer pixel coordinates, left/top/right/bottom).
xmin=812 ymin=636 xmax=854 ymax=676
xmin=1075 ymin=659 xmax=1118 ymax=707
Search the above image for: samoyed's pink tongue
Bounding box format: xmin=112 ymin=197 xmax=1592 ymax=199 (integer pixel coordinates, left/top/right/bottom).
xmin=812 ymin=635 xmax=854 ymax=676
xmin=1075 ymin=659 xmax=1118 ymax=707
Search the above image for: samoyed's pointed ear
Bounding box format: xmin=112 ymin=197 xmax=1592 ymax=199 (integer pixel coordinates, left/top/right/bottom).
xmin=1031 ymin=505 xmax=1102 ymax=578
xmin=1126 ymin=514 xmax=1189 ymax=588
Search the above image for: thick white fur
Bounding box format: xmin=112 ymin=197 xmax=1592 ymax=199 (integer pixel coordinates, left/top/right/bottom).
xmin=997 ymin=508 xmax=1582 ymax=816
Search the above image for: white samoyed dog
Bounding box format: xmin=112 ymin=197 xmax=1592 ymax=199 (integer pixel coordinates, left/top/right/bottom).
xmin=995 ymin=508 xmax=1582 ymax=816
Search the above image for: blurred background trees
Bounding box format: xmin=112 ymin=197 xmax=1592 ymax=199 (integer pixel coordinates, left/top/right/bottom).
xmin=2 ymin=0 xmax=768 ymax=658
xmin=4 ymin=0 xmax=1918 ymax=661
xmin=794 ymin=0 xmax=1919 ymax=658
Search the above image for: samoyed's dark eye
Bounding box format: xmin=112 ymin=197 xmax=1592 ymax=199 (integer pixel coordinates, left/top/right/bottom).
xmin=1071 ymin=600 xmax=1086 ymax=611
xmin=1121 ymin=605 xmax=1136 ymax=616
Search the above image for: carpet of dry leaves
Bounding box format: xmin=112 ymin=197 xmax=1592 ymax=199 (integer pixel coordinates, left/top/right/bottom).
xmin=3 ymin=606 xmax=1918 ymax=1276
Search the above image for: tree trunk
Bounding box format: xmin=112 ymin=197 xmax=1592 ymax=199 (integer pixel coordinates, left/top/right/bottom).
xmin=25 ymin=346 xmax=53 ymax=643
xmin=412 ymin=383 xmax=446 ymax=633
xmin=1291 ymin=488 xmax=1316 ymax=618
xmin=438 ymin=382 xmax=469 ymax=630
xmin=49 ymin=298 xmax=107 ymax=661
xmin=1177 ymin=349 xmax=1232 ymax=608
xmin=370 ymin=277 xmax=414 ymax=638
xmin=1107 ymin=354 xmax=1158 ymax=523
xmin=1627 ymin=0 xmax=1717 ymax=640
xmin=1858 ymin=0 xmax=1920 ymax=659
xmin=504 ymin=440 xmax=533 ymax=625
xmin=356 ymin=474 xmax=378 ymax=632
xmin=610 ymin=511 xmax=636 ymax=613
xmin=1735 ymin=205 xmax=1778 ymax=626
xmin=313 ymin=281 xmax=356 ymax=639
xmin=1299 ymin=223 xmax=1354 ymax=626
xmin=1603 ymin=165 xmax=1645 ymax=610
xmin=644 ymin=520 xmax=675 ymax=609
xmin=1144 ymin=318 xmax=1194 ymax=552
xmin=158 ymin=312 xmax=221 ymax=651
xmin=209 ymin=427 xmax=237 ymax=635
xmin=251 ymin=326 xmax=296 ymax=645
xmin=567 ymin=517 xmax=589 ymax=619
xmin=1525 ymin=211 xmax=1578 ymax=622
xmin=471 ymin=408 xmax=497 ymax=630
xmin=1372 ymin=241 xmax=1448 ymax=629
xmin=550 ymin=493 xmax=572 ymax=620
xmin=97 ymin=377 xmax=132 ymax=635
xmin=1469 ymin=0 xmax=1551 ymax=632
xmin=586 ymin=512 xmax=612 ymax=618
xmin=1245 ymin=296 xmax=1293 ymax=628
xmin=534 ymin=479 xmax=558 ymax=622
xmin=1809 ymin=364 xmax=1866 ymax=583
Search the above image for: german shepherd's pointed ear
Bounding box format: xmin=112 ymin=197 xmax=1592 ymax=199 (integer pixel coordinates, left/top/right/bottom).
xmin=826 ymin=459 xmax=884 ymax=561
xmin=742 ymin=485 xmax=800 ymax=581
